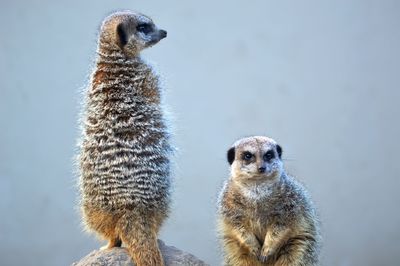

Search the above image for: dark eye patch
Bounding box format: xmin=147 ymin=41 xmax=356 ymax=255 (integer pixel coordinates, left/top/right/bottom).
xmin=263 ymin=150 xmax=275 ymax=161
xmin=276 ymin=145 xmax=282 ymax=158
xmin=242 ymin=152 xmax=253 ymax=161
xmin=136 ymin=23 xmax=153 ymax=34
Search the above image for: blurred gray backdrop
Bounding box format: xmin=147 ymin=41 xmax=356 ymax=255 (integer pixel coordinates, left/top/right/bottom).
xmin=1 ymin=0 xmax=399 ymax=265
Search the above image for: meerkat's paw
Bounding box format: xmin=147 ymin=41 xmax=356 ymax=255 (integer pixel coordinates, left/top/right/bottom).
xmin=258 ymin=245 xmax=274 ymax=263
xmin=243 ymin=237 xmax=261 ymax=258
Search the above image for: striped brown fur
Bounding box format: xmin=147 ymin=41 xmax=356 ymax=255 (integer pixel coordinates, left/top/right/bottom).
xmin=78 ymin=11 xmax=172 ymax=266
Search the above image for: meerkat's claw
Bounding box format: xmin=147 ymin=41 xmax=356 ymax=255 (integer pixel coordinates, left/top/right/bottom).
xmin=260 ymin=246 xmax=273 ymax=258
xmin=258 ymin=254 xmax=270 ymax=263
xmin=258 ymin=247 xmax=273 ymax=263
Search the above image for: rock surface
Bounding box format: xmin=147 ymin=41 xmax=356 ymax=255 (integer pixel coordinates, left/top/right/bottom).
xmin=72 ymin=240 xmax=209 ymax=266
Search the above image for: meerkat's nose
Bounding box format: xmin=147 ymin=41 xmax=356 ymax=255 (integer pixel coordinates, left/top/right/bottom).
xmin=258 ymin=166 xmax=266 ymax=173
xmin=159 ymin=29 xmax=167 ymax=38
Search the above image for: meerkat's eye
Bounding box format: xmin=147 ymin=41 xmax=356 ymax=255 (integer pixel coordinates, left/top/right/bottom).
xmin=263 ymin=150 xmax=275 ymax=161
xmin=137 ymin=23 xmax=153 ymax=34
xmin=243 ymin=152 xmax=253 ymax=161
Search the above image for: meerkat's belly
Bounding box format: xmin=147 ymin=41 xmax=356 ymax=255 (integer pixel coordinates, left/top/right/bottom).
xmin=245 ymin=203 xmax=281 ymax=242
xmin=246 ymin=215 xmax=268 ymax=243
xmin=81 ymin=128 xmax=171 ymax=209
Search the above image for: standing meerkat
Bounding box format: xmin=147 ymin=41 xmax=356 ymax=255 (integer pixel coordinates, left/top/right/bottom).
xmin=78 ymin=11 xmax=172 ymax=266
xmin=218 ymin=136 xmax=321 ymax=266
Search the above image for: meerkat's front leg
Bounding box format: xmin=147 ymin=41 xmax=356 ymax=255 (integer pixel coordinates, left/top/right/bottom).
xmin=221 ymin=220 xmax=261 ymax=258
xmin=237 ymin=228 xmax=262 ymax=257
xmin=222 ymin=226 xmax=263 ymax=266
xmin=259 ymin=226 xmax=292 ymax=263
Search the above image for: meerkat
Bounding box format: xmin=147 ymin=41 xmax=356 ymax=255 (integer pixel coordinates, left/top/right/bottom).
xmin=78 ymin=11 xmax=172 ymax=266
xmin=217 ymin=136 xmax=321 ymax=266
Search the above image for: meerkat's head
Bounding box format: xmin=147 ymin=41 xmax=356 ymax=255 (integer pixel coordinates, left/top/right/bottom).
xmin=99 ymin=10 xmax=167 ymax=57
xmin=227 ymin=136 xmax=283 ymax=183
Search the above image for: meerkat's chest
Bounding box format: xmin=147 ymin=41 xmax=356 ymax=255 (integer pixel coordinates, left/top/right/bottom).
xmin=244 ymin=200 xmax=283 ymax=238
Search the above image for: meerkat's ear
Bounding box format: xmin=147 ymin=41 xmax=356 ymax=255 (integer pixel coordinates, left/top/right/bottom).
xmin=276 ymin=145 xmax=282 ymax=159
xmin=227 ymin=147 xmax=235 ymax=165
xmin=117 ymin=23 xmax=128 ymax=48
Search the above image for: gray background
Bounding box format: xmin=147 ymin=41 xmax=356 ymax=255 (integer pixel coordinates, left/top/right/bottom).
xmin=1 ymin=0 xmax=399 ymax=265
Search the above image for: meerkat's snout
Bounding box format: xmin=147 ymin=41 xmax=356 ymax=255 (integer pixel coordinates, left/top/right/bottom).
xmin=258 ymin=166 xmax=266 ymax=173
xmin=145 ymin=28 xmax=167 ymax=47
xmin=159 ymin=29 xmax=167 ymax=38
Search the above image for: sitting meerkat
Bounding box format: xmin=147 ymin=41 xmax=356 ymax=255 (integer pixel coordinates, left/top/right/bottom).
xmin=217 ymin=136 xmax=321 ymax=266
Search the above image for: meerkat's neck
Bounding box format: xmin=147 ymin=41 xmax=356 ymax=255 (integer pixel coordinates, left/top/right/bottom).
xmin=233 ymin=173 xmax=284 ymax=201
xmin=96 ymin=46 xmax=144 ymax=66
xmin=90 ymin=45 xmax=153 ymax=95
xmin=88 ymin=44 xmax=161 ymax=113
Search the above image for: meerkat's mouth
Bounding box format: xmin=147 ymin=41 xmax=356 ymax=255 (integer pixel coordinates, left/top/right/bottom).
xmin=248 ymin=171 xmax=279 ymax=181
xmin=146 ymin=30 xmax=167 ymax=47
xmin=146 ymin=40 xmax=160 ymax=47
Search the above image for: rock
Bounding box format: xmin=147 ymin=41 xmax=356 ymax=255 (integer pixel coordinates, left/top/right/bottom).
xmin=72 ymin=240 xmax=209 ymax=266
